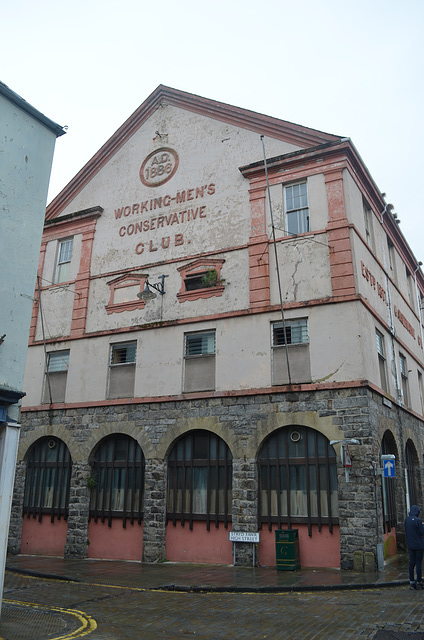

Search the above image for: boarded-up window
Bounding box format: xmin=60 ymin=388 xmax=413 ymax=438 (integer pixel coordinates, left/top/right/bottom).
xmin=376 ymin=330 xmax=388 ymax=393
xmin=184 ymin=332 xmax=215 ymax=393
xmin=42 ymin=350 xmax=70 ymax=403
xmin=272 ymin=319 xmax=310 ymax=384
xmin=108 ymin=342 xmax=137 ymax=399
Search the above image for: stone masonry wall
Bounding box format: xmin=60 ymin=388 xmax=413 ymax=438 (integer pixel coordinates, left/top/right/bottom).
xmin=9 ymin=386 xmax=424 ymax=569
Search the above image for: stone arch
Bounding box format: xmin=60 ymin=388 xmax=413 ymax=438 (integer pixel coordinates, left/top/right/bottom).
xmin=155 ymin=415 xmax=237 ymax=460
xmin=82 ymin=421 xmax=155 ymax=462
xmin=251 ymin=409 xmax=343 ymax=460
xmin=18 ymin=422 xmax=77 ymax=462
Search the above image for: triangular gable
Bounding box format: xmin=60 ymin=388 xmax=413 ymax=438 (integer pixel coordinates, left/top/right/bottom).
xmin=46 ymin=85 xmax=342 ymax=221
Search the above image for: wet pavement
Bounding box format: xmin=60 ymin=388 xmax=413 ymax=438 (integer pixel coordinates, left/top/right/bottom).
xmin=1 ymin=553 xmax=424 ymax=639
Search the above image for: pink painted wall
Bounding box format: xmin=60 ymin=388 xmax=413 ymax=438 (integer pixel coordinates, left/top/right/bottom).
xmin=87 ymin=518 xmax=143 ymax=560
xmin=383 ymin=529 xmax=397 ymax=558
xmin=21 ymin=516 xmax=68 ymax=556
xmin=166 ymin=522 xmax=233 ymax=564
xmin=259 ymin=525 xmax=340 ymax=568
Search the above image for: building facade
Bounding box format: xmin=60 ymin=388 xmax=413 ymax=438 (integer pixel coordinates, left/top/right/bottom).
xmin=0 ymin=81 xmax=64 ymax=611
xmin=9 ymin=86 xmax=424 ymax=570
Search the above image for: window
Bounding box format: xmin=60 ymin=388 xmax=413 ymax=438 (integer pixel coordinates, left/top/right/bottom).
xmin=405 ymin=440 xmax=419 ymax=510
xmin=42 ymin=350 xmax=70 ymax=403
xmin=272 ymin=319 xmax=308 ymax=346
xmin=167 ymin=430 xmax=232 ymax=530
xmin=108 ymin=342 xmax=137 ymax=399
xmin=258 ymin=427 xmax=338 ymax=535
xmin=387 ymin=238 xmax=397 ymax=282
xmin=363 ymin=199 xmax=375 ymax=250
xmin=23 ymin=437 xmax=72 ymax=522
xmin=105 ymin=273 xmax=149 ymax=314
xmin=184 ymin=274 xmax=205 ymax=291
xmin=399 ymin=353 xmax=410 ymax=406
xmin=177 ymin=259 xmax=225 ymax=303
xmin=406 ymin=268 xmax=416 ymax=311
xmin=55 ymin=238 xmax=73 ymax=284
xmin=89 ymin=435 xmax=145 ymax=527
xmin=184 ymin=331 xmax=216 ymax=392
xmin=375 ymin=330 xmax=388 ymax=393
xmin=284 ymin=182 xmax=309 ymax=235
xmin=272 ymin=319 xmax=310 ymax=384
xmin=418 ymin=371 xmax=424 ymax=415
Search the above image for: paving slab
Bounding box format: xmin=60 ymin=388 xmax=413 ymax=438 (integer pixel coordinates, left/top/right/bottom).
xmin=0 ymin=553 xmax=415 ymax=640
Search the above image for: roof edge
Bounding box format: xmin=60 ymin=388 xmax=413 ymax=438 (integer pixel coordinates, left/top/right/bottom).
xmin=0 ymin=81 xmax=66 ymax=137
xmin=46 ymin=85 xmax=342 ymax=220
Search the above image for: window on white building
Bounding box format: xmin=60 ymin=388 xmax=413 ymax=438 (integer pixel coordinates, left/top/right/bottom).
xmin=55 ymin=238 xmax=73 ymax=284
xmin=108 ymin=342 xmax=137 ymax=399
xmin=399 ymin=353 xmax=410 ymax=407
xmin=387 ymin=238 xmax=397 ymax=282
xmin=284 ymin=182 xmax=309 ymax=235
xmin=375 ymin=330 xmax=388 ymax=393
xmin=272 ymin=319 xmax=310 ymax=384
xmin=363 ymin=199 xmax=375 ymax=251
xmin=42 ymin=350 xmax=70 ymax=403
xmin=184 ymin=331 xmax=216 ymax=393
xmin=406 ymin=267 xmax=416 ymax=311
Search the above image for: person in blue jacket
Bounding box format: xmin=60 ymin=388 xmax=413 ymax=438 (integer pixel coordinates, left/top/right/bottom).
xmin=404 ymin=505 xmax=424 ymax=589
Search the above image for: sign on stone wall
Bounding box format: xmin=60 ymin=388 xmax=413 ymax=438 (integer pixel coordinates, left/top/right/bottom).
xmin=229 ymin=531 xmax=260 ymax=543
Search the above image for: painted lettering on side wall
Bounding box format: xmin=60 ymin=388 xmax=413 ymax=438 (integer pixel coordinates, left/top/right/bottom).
xmin=361 ymin=261 xmax=387 ymax=303
xmin=114 ymin=183 xmax=215 ymax=255
xmin=361 ymin=260 xmax=422 ymax=348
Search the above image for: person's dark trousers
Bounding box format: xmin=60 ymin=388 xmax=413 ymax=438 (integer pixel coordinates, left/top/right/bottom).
xmin=409 ymin=549 xmax=424 ymax=582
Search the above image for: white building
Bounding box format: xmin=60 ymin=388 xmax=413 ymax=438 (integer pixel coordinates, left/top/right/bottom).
xmin=0 ymin=81 xmax=65 ymax=611
xmin=9 ymin=86 xmax=424 ymax=570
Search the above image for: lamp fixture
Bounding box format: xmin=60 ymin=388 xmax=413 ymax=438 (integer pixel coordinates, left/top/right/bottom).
xmin=137 ymin=275 xmax=168 ymax=302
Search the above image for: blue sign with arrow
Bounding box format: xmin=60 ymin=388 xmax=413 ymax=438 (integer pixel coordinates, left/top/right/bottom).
xmin=383 ymin=459 xmax=395 ymax=477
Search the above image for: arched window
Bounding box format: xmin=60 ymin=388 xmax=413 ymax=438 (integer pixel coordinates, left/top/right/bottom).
xmin=405 ymin=439 xmax=420 ymax=512
xmin=258 ymin=426 xmax=338 ymax=535
xmin=167 ymin=430 xmax=232 ymax=530
xmin=89 ymin=435 xmax=145 ymax=528
xmin=380 ymin=431 xmax=397 ymax=533
xmin=23 ymin=437 xmax=72 ymax=523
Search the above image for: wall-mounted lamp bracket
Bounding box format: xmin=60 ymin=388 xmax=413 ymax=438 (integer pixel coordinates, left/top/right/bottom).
xmin=137 ymin=275 xmax=168 ymax=302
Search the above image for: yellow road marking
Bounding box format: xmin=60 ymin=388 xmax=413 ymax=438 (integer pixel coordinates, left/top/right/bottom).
xmin=3 ymin=599 xmax=97 ymax=639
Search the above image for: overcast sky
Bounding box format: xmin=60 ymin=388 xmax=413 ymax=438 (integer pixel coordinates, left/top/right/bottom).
xmin=3 ymin=0 xmax=423 ymax=261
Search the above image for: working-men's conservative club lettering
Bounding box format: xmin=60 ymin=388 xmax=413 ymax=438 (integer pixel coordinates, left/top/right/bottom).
xmin=114 ymin=183 xmax=215 ymax=255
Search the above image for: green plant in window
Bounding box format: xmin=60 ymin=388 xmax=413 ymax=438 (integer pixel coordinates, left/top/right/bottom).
xmin=201 ymin=269 xmax=225 ymax=288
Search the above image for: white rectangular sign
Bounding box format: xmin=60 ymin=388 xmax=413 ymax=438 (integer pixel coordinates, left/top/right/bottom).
xmin=229 ymin=531 xmax=260 ymax=543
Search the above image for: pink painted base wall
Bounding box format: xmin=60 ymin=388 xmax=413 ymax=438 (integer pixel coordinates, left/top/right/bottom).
xmin=21 ymin=516 xmax=68 ymax=556
xmin=259 ymin=525 xmax=340 ymax=568
xmin=87 ymin=518 xmax=143 ymax=561
xmin=166 ymin=522 xmax=233 ymax=564
xmin=383 ymin=529 xmax=397 ymax=558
